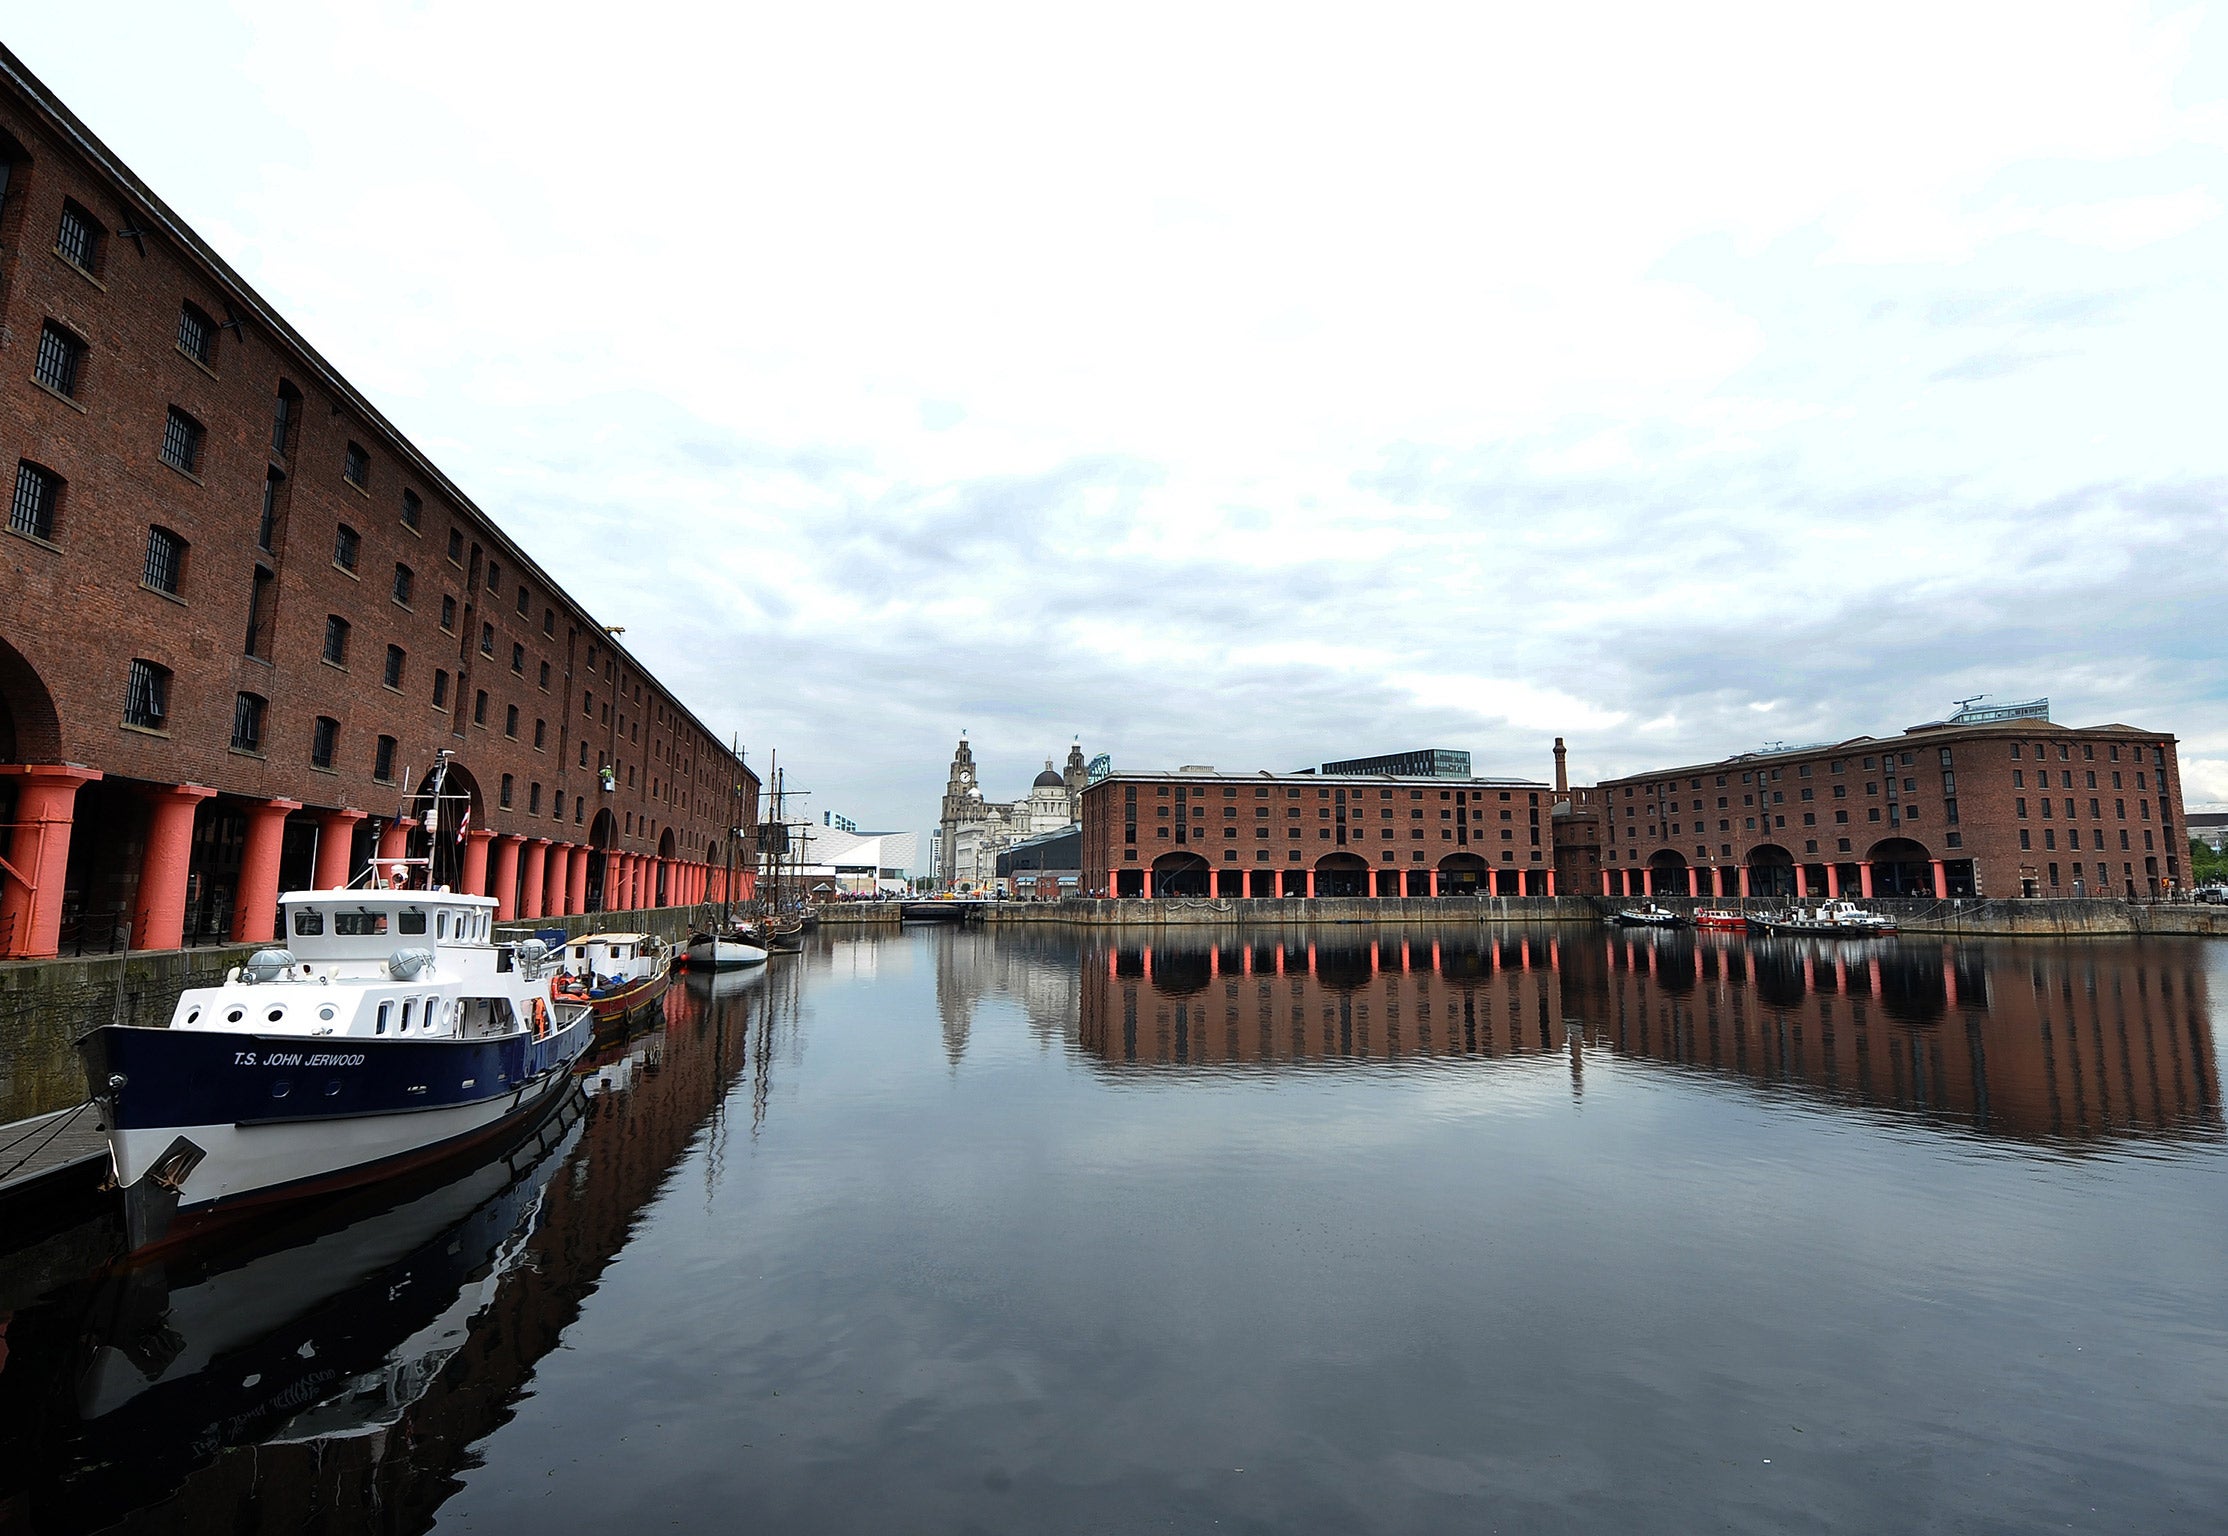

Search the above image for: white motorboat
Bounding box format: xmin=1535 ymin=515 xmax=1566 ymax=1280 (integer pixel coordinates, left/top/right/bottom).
xmin=79 ymin=873 xmax=595 ymax=1252
xmin=1749 ymin=899 xmax=1898 ymax=936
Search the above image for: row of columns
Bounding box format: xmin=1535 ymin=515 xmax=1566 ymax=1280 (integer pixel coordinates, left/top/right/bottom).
xmin=1599 ymin=860 xmax=1950 ymax=900
xmin=1135 ymin=867 xmax=1558 ymax=898
xmin=0 ymin=764 xmax=726 ymax=959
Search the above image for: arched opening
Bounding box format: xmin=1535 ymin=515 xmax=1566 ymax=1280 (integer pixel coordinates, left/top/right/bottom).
xmin=1866 ymin=837 xmax=1933 ymax=897
xmin=587 ymin=807 xmax=616 ymax=911
xmin=1149 ymin=851 xmax=1211 ymax=897
xmin=1437 ymin=851 xmax=1489 ymax=896
xmin=406 ymin=760 xmax=483 ymax=888
xmin=657 ymin=827 xmax=676 ymax=906
xmin=1645 ymin=849 xmax=1689 ymax=896
xmin=1746 ymin=843 xmax=1797 ymax=899
xmin=1314 ymin=851 xmax=1370 ymax=897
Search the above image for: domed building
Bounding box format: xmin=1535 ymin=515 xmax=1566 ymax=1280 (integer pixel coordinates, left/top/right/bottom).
xmin=933 ymin=736 xmax=1089 ymax=890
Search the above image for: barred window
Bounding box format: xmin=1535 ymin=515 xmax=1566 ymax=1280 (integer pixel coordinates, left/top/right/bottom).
xmin=177 ymin=303 xmax=215 ymax=365
xmin=537 ymin=660 xmax=550 ymax=689
xmin=333 ymin=523 xmax=359 ymax=570
xmin=480 ymin=621 xmax=494 ymax=656
xmin=486 ymin=560 xmax=502 ymax=593
xmin=160 ymin=408 xmax=204 ymax=474
xmin=543 ymin=607 xmax=555 ymax=637
xmin=392 ymin=562 xmax=414 ymax=605
xmin=440 ymin=594 xmax=456 ymax=631
xmin=322 ymin=614 xmax=350 ymax=665
xmin=230 ymin=692 xmax=266 ymax=752
xmin=142 ymin=526 xmax=185 ymax=594
xmin=510 ymin=641 xmax=524 ymax=674
xmin=474 ymin=689 xmax=488 ymax=725
xmin=123 ymin=659 xmax=169 ymax=729
xmin=34 ymin=321 xmax=84 ymax=396
xmin=311 ymin=715 xmax=339 ymax=769
xmin=258 ymin=469 xmax=283 ymax=551
xmin=446 ymin=527 xmax=463 ymax=563
xmin=505 ymin=703 xmax=519 ymax=737
xmin=56 ymin=200 xmax=99 ymax=271
xmin=9 ymin=461 xmax=59 ymax=540
xmin=373 ymin=734 xmax=397 ymax=783
xmin=343 ymin=441 xmax=370 ymax=488
xmin=401 ymin=488 xmax=421 ymax=530
xmin=271 ymin=382 xmax=299 ymax=456
xmin=383 ymin=644 xmax=406 ymax=688
xmin=433 ymin=668 xmax=450 ymax=708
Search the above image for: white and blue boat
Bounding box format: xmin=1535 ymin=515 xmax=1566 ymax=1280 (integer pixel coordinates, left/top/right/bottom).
xmin=79 ymin=874 xmax=594 ymax=1252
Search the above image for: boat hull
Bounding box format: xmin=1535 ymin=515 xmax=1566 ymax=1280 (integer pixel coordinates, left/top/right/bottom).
xmin=80 ymin=1009 xmax=593 ymax=1252
xmin=585 ymin=965 xmax=672 ymax=1027
xmin=685 ymin=935 xmax=769 ymax=970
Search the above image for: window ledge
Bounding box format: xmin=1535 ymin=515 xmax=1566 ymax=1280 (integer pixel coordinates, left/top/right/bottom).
xmin=344 ymin=479 xmax=372 ymax=498
xmin=400 ymin=520 xmax=423 ymax=538
xmin=53 ymin=249 xmax=105 ymax=289
xmin=176 ymin=345 xmax=220 ymax=381
xmin=321 ymin=658 xmax=349 ymax=673
xmin=5 ymin=525 xmax=61 ymax=554
xmin=392 ymin=599 xmax=414 ymax=612
xmin=310 ymin=764 xmax=338 ymax=776
xmin=32 ymin=380 xmax=87 ymax=414
xmin=382 ymin=684 xmax=405 ymax=697
xmin=242 ymin=653 xmax=275 ymax=668
xmin=160 ymin=460 xmax=204 ymax=487
xmin=120 ymin=721 xmax=170 ymax=739
xmin=332 ymin=562 xmax=360 ymax=580
xmin=228 ymin=746 xmax=267 ymax=761
xmin=140 ymin=582 xmax=187 ymax=607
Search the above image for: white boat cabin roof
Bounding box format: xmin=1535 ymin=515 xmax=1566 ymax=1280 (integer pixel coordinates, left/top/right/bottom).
xmin=566 ymin=932 xmax=651 ymax=945
xmin=277 ymin=889 xmax=503 ymax=955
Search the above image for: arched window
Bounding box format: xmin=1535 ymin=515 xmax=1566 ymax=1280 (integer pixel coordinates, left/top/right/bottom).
xmin=9 ymin=461 xmax=61 ymax=541
xmin=142 ymin=526 xmax=186 ymax=594
xmin=123 ymin=659 xmax=171 ymax=729
xmin=322 ymin=615 xmax=350 ymax=665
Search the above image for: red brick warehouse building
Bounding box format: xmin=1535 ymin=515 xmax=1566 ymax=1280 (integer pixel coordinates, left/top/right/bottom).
xmin=0 ymin=47 xmax=757 ymax=960
xmin=1080 ymin=767 xmax=1558 ymax=899
xmin=1592 ymin=700 xmax=2187 ymax=901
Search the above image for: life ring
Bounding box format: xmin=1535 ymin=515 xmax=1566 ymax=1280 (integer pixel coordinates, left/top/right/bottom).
xmin=531 ymin=996 xmax=550 ymax=1037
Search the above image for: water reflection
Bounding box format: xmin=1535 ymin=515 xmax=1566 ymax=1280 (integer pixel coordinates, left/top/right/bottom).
xmin=1078 ymin=927 xmax=2223 ymax=1146
xmin=0 ymin=969 xmax=777 ymax=1535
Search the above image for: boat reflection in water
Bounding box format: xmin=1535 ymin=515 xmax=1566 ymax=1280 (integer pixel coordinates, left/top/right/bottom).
xmin=1077 ymin=927 xmax=2222 ymax=1145
xmin=0 ymin=967 xmax=778 ymax=1536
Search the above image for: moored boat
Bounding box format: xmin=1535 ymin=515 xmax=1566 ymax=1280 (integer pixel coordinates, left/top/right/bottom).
xmin=1611 ymin=903 xmax=1687 ymax=927
xmin=553 ymin=933 xmax=673 ymax=1027
xmin=1748 ymin=899 xmax=1897 ymax=937
xmin=685 ymin=930 xmax=769 ymax=970
xmin=79 ymin=880 xmax=594 ymax=1253
xmin=1694 ymin=909 xmax=1748 ymax=930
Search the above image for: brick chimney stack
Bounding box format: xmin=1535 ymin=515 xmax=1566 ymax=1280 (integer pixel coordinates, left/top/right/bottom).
xmin=1553 ymin=737 xmax=1568 ymax=794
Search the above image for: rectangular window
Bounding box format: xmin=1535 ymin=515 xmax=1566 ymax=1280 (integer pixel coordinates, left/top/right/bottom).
xmin=383 ymin=644 xmax=405 ymax=689
xmin=530 ymin=782 xmax=543 ymax=813
xmin=486 ymin=560 xmax=502 ymax=593
xmin=374 ymin=734 xmax=397 ymax=782
xmin=34 ymin=321 xmax=84 ymax=396
xmin=9 ymin=461 xmax=58 ymax=540
xmin=271 ymin=384 xmax=298 ymax=456
xmin=534 ymin=718 xmax=546 ymax=748
xmin=500 ymin=774 xmax=514 ymax=809
xmin=334 ymin=523 xmax=359 ymax=570
xmin=142 ymin=526 xmax=185 ymax=594
xmin=447 ymin=527 xmax=464 ymax=563
xmin=311 ymin=715 xmax=338 ymax=769
xmin=160 ymin=408 xmax=204 ymax=474
xmin=511 ymin=641 xmax=524 ymax=674
xmin=56 ymin=201 xmax=100 ymax=271
xmin=543 ymin=607 xmax=555 ymax=637
xmin=538 ymin=659 xmax=550 ymax=689
xmin=433 ymin=668 xmax=450 ymax=708
xmin=258 ymin=470 xmax=282 ymax=551
xmin=245 ymin=566 xmax=275 ymax=658
xmin=516 ymin=585 xmax=529 ymax=616
xmin=323 ymin=614 xmax=349 ymax=665
xmin=176 ymin=303 xmax=214 ymax=365
xmin=505 ymin=703 xmax=519 ymax=737
xmin=480 ymin=622 xmax=494 ymax=656
xmin=343 ymin=442 xmax=370 ymax=488
xmin=123 ymin=659 xmax=169 ymax=728
xmin=440 ymin=594 xmax=456 ymax=631
xmin=229 ymin=691 xmax=265 ymax=752
xmin=474 ymin=689 xmax=488 ymax=725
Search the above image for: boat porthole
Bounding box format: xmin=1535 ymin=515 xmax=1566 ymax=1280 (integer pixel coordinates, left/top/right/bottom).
xmin=185 ymin=1008 xmax=200 ymax=1025
xmin=225 ymin=1008 xmax=245 ymax=1025
xmin=270 ymin=1080 xmax=290 ymax=1098
xmin=318 ymin=1006 xmax=337 ymax=1021
xmin=324 ymin=1080 xmax=342 ymax=1096
xmin=266 ymin=1007 xmax=285 ymax=1024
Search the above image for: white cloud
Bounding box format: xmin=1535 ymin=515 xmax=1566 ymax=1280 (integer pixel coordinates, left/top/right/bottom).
xmin=8 ymin=0 xmax=2226 ymax=831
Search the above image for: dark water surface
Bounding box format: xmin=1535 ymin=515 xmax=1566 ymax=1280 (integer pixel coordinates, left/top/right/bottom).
xmin=2 ymin=924 xmax=2223 ymax=1534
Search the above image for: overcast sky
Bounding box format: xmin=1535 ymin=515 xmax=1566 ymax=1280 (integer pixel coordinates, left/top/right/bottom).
xmin=14 ymin=2 xmax=2228 ymax=835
